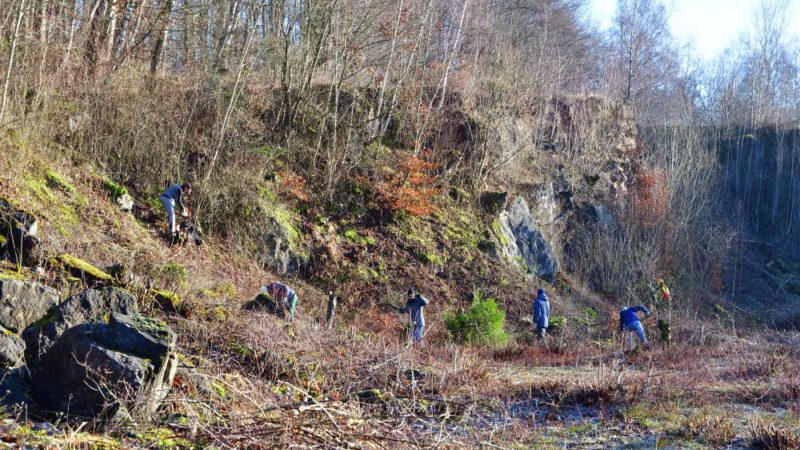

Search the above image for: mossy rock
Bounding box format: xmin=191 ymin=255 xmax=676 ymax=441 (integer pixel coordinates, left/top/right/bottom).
xmin=45 ymin=170 xmax=75 ymax=193
xmin=477 ymin=238 xmax=496 ymax=253
xmin=57 ymin=254 xmax=112 ymax=282
xmin=449 ymin=186 xmax=471 ymax=201
xmin=101 ymin=176 xmax=128 ymax=200
xmin=480 ymin=191 xmax=508 ymax=214
xmin=0 ymin=268 xmax=29 ymax=281
xmin=131 ymin=315 xmax=171 ymax=337
xmin=151 ymin=289 xmax=182 ymax=314
xmin=491 ymin=219 xmax=510 ymax=247
xmin=415 ymin=250 xmax=443 ymax=266
xmin=105 ymin=263 xmax=127 ymax=281
xmin=244 ymin=293 xmax=282 ymax=316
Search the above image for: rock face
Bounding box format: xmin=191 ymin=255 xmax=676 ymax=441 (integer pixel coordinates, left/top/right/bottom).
xmin=262 ymin=216 xmax=306 ymax=275
xmin=0 ymin=199 xmax=40 ymax=263
xmin=23 ymin=287 xmax=138 ymax=365
xmin=30 ymin=313 xmax=177 ymax=419
xmin=0 ymin=278 xmax=60 ymax=333
xmin=497 ymin=197 xmax=560 ymax=281
xmin=0 ymin=329 xmax=25 ymax=369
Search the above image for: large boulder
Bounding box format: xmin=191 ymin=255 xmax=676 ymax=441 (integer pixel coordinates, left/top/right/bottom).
xmin=30 ymin=313 xmax=177 ymax=420
xmin=0 ymin=278 xmax=60 ymax=333
xmin=497 ymin=196 xmax=560 ymax=281
xmin=0 ymin=199 xmax=40 ymax=264
xmin=23 ymin=287 xmax=138 ymax=364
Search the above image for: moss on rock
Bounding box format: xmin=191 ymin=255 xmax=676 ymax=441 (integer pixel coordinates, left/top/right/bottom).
xmin=151 ymin=289 xmax=181 ymax=313
xmin=0 ymin=269 xmax=29 ymax=281
xmin=45 ymin=170 xmax=75 ymax=193
xmin=57 ymin=254 xmax=112 ymax=281
xmin=101 ymin=176 xmax=128 ymax=200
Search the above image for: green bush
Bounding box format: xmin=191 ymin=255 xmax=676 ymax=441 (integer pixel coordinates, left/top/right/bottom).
xmin=162 ymin=263 xmax=187 ymax=286
xmin=445 ymin=293 xmax=508 ymax=347
xmin=549 ymin=315 xmax=567 ymax=330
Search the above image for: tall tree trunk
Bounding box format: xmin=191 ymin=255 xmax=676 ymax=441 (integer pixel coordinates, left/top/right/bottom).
xmin=150 ymin=0 xmax=173 ymax=75
xmin=0 ymin=0 xmax=27 ymax=124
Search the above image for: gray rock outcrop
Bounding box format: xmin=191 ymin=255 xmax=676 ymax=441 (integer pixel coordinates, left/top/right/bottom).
xmin=497 ymin=196 xmax=560 ymax=281
xmin=30 ymin=313 xmax=177 ymax=420
xmin=0 ymin=278 xmax=60 ymax=333
xmin=262 ymin=216 xmax=306 ymax=275
xmin=23 ymin=287 xmax=138 ymax=365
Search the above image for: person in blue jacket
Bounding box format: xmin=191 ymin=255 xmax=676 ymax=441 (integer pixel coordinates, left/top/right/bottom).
xmin=160 ymin=182 xmax=192 ymax=238
xmin=619 ymin=305 xmax=650 ymax=350
xmin=533 ymin=288 xmax=550 ymax=342
xmin=400 ymin=289 xmax=429 ymax=343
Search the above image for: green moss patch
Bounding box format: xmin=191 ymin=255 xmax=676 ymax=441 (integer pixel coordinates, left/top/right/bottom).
xmin=132 ymin=316 xmax=171 ymax=337
xmin=57 ymin=254 xmax=112 ymax=281
xmin=344 ymin=229 xmax=375 ymax=246
xmin=24 ymin=175 xmax=56 ymax=205
xmin=200 ymin=281 xmax=237 ymax=299
xmin=45 ymin=170 xmax=75 ymax=193
xmin=131 ymin=428 xmax=192 ymax=450
xmin=491 ymin=219 xmax=509 ymax=247
xmin=101 ymin=176 xmax=128 ymax=200
xmin=415 ymin=250 xmax=443 ymax=266
xmin=161 ymin=262 xmax=187 ymax=287
xmin=0 ymin=268 xmax=29 ymax=281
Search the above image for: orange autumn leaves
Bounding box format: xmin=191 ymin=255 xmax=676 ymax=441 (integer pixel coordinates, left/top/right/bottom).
xmin=372 ymin=153 xmax=441 ymax=217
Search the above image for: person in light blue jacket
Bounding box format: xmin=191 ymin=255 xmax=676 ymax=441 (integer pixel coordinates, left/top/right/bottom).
xmin=533 ymin=288 xmax=550 ymax=342
xmin=619 ymin=305 xmax=650 ymax=350
xmin=160 ymin=182 xmax=191 ymax=238
xmin=401 ymin=288 xmax=429 ymax=343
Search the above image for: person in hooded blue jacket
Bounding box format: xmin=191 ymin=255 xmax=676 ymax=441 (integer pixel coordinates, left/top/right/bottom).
xmin=619 ymin=305 xmax=650 ymax=350
xmin=533 ymin=288 xmax=550 ymax=342
xmin=401 ymin=288 xmax=429 ymax=343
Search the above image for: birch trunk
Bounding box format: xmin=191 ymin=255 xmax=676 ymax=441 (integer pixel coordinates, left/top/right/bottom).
xmin=0 ymin=0 xmax=27 ymax=124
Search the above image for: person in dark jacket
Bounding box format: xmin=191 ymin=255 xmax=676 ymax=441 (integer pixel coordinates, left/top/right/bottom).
xmin=160 ymin=183 xmax=192 ymax=238
xmin=619 ymin=305 xmax=650 ymax=350
xmin=533 ymin=288 xmax=550 ymax=342
xmin=400 ymin=289 xmax=429 ymax=343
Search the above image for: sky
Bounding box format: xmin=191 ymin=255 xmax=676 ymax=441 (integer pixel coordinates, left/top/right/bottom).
xmin=588 ymin=0 xmax=800 ymax=60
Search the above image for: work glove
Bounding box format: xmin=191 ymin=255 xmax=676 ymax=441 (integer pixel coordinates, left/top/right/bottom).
xmin=181 ymin=208 xmax=189 ymax=218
